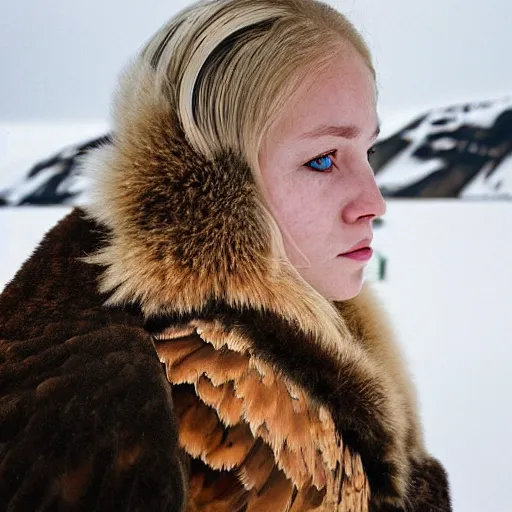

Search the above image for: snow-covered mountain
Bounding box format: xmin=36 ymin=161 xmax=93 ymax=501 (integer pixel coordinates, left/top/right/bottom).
xmin=0 ymin=135 xmax=109 ymax=206
xmin=1 ymin=95 xmax=512 ymax=205
xmin=372 ymin=96 xmax=512 ymax=199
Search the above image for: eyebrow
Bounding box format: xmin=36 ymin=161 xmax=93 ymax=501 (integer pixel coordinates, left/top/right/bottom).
xmin=299 ymin=124 xmax=381 ymax=141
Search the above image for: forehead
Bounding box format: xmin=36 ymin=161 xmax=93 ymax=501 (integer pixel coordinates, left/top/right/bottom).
xmin=272 ymin=51 xmax=377 ymax=139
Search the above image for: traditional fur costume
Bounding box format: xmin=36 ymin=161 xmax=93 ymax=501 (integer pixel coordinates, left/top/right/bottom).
xmin=0 ymin=62 xmax=451 ymax=511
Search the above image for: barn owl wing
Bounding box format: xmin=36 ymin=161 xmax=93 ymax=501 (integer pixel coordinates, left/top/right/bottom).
xmin=155 ymin=321 xmax=370 ymax=512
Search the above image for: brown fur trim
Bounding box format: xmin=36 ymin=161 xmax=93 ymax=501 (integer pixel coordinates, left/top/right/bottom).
xmin=404 ymin=456 xmax=451 ymax=511
xmin=335 ymin=287 xmax=425 ymax=461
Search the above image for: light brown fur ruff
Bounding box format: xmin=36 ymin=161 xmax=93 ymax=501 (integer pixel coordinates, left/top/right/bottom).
xmin=82 ymin=61 xmax=351 ymax=358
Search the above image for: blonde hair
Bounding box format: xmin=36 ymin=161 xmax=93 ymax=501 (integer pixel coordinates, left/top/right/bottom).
xmin=141 ymin=0 xmax=374 ymax=170
xmin=138 ymin=0 xmax=375 ymax=264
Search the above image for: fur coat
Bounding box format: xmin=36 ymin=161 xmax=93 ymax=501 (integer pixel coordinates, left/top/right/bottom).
xmin=0 ymin=73 xmax=451 ymax=511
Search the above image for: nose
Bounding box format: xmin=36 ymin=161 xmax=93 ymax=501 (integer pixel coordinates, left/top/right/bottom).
xmin=341 ymin=166 xmax=387 ymax=224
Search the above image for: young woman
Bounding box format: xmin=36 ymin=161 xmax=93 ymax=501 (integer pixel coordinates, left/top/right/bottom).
xmin=0 ymin=0 xmax=451 ymax=510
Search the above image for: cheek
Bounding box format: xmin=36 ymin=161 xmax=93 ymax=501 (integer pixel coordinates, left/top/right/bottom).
xmin=263 ymin=166 xmax=338 ymax=257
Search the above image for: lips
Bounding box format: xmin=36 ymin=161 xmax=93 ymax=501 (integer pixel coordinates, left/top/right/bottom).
xmin=338 ymin=239 xmax=373 ymax=261
xmin=340 ymin=247 xmax=373 ymax=261
xmin=339 ymin=239 xmax=372 ymax=255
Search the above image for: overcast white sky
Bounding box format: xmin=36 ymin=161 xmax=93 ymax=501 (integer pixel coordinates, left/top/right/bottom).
xmin=1 ymin=0 xmax=512 ymax=120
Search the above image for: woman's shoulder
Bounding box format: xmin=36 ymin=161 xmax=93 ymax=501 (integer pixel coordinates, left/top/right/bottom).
xmin=0 ymin=209 xmax=118 ymax=340
xmin=0 ymin=210 xmax=189 ymax=511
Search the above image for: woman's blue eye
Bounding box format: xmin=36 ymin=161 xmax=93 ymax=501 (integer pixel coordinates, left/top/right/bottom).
xmin=306 ymin=154 xmax=334 ymax=172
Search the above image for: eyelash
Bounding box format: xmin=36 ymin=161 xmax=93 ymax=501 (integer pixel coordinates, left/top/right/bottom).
xmin=305 ymin=147 xmax=376 ymax=173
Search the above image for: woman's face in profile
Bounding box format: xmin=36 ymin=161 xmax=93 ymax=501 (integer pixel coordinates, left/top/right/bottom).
xmin=259 ymin=46 xmax=386 ymax=301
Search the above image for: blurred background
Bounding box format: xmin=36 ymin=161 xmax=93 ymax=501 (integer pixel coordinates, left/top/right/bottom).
xmin=1 ymin=1 xmax=511 ymax=510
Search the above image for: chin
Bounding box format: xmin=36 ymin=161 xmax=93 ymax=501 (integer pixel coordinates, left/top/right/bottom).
xmin=317 ymin=269 xmax=365 ymax=302
xmin=297 ymin=265 xmax=365 ymax=302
